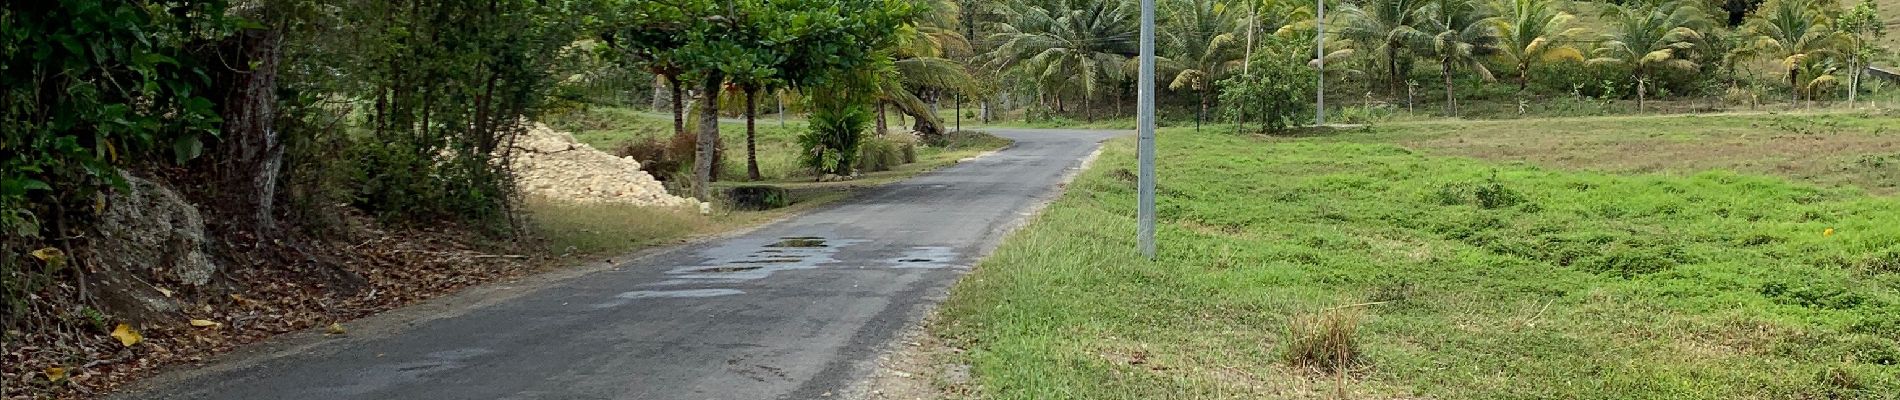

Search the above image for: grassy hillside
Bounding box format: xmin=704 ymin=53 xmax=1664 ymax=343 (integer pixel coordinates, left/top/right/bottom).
xmin=934 ymin=112 xmax=1900 ymax=399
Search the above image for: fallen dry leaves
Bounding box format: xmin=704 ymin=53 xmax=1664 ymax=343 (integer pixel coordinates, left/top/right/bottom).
xmin=2 ymin=209 xmax=554 ymax=400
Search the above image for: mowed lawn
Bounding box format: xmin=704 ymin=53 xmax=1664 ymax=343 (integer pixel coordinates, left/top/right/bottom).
xmin=936 ymin=112 xmax=1900 ymax=399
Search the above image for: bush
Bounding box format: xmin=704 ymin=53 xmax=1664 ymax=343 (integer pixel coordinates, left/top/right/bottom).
xmin=1218 ymin=38 xmax=1314 ymax=133
xmin=615 ymin=136 xmax=686 ymax=180
xmin=855 ymin=135 xmax=906 ymax=173
xmin=724 ymin=185 xmax=790 ymax=211
xmin=800 ymin=94 xmax=871 ymax=175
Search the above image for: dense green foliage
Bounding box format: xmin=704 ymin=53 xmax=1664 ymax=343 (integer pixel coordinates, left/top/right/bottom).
xmin=2 ymin=0 xmax=232 ymax=321
xmin=1217 ymin=39 xmax=1317 ymax=132
xmin=940 ymin=115 xmax=1900 ymax=398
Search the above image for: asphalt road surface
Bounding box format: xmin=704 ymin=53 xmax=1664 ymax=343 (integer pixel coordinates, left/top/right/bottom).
xmin=123 ymin=128 xmax=1118 ymax=400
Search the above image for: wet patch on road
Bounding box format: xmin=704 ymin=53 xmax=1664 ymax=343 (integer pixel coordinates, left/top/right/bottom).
xmin=649 ymin=236 xmax=867 ymax=285
xmin=888 ymin=246 xmax=960 ymax=269
xmin=592 ymin=289 xmax=745 ymax=308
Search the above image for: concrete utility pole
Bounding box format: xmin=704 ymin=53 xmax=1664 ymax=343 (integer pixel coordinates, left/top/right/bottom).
xmin=1316 ymin=0 xmax=1326 ymax=125
xmin=1137 ymin=0 xmax=1157 ymax=259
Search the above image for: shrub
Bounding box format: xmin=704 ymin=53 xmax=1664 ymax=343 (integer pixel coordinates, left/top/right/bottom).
xmin=855 ymin=135 xmax=906 ymax=173
xmin=615 ymin=136 xmax=686 ymax=180
xmin=1281 ymin=308 xmax=1363 ymax=373
xmin=1218 ymin=38 xmax=1314 ymax=133
xmin=724 ymin=185 xmax=790 ymax=211
xmin=800 ymin=96 xmax=871 ymax=175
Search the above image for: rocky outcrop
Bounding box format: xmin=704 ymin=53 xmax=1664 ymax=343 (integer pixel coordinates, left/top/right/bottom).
xmin=511 ymin=123 xmax=701 ymax=208
xmin=86 ymin=171 xmax=219 ymax=322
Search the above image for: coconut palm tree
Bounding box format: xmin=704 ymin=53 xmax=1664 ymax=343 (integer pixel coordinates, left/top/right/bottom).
xmin=1336 ymin=0 xmax=1433 ymax=93
xmin=1485 ymin=0 xmax=1585 ymax=91
xmin=984 ymin=0 xmax=1141 ymax=122
xmin=1743 ymin=0 xmax=1846 ymax=103
xmin=1160 ymin=0 xmax=1243 ymax=128
xmin=1419 ymin=0 xmax=1500 ymax=116
xmin=877 ymin=0 xmax=978 ymax=144
xmin=1587 ymin=1 xmax=1708 ymax=110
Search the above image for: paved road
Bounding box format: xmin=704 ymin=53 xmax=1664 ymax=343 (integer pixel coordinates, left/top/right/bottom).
xmin=124 ymin=128 xmax=1118 ymax=400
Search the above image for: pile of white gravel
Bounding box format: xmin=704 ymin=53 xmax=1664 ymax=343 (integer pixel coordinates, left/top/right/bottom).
xmin=511 ymin=123 xmax=700 ymax=208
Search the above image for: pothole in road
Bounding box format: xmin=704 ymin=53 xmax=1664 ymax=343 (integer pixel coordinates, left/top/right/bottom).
xmin=898 ymin=258 xmax=933 ymax=263
xmin=732 ymin=258 xmax=802 ymax=264
xmin=694 ymin=266 xmax=765 ymax=273
xmin=766 ymin=237 xmax=827 ymax=248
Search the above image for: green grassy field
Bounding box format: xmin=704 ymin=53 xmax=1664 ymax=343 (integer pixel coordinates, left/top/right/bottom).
xmin=934 ymin=112 xmax=1900 ymax=399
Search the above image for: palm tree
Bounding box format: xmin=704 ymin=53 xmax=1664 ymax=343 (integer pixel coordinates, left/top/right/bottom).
xmin=1336 ymin=0 xmax=1433 ymax=93
xmin=984 ymin=0 xmax=1141 ymax=122
xmin=1587 ymin=1 xmax=1707 ymax=110
xmin=1743 ymin=0 xmax=1846 ymax=103
xmin=877 ymin=0 xmax=978 ymax=144
xmin=1419 ymin=0 xmax=1500 ymax=116
xmin=1485 ymin=0 xmax=1585 ymax=91
xmin=1161 ymin=0 xmax=1243 ymax=128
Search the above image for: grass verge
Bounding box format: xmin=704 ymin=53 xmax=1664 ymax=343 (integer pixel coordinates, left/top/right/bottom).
xmin=934 ymin=113 xmax=1900 ymax=399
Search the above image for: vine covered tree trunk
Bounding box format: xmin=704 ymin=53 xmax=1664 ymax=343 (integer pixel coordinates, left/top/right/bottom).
xmin=745 ymin=89 xmax=761 ymax=181
xmin=213 ymin=24 xmax=286 ymax=231
xmin=694 ymin=73 xmax=723 ymax=200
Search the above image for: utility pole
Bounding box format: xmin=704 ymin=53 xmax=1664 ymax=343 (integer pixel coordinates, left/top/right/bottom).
xmin=1137 ymin=0 xmax=1157 ymax=259
xmin=1316 ymin=0 xmax=1326 ymax=125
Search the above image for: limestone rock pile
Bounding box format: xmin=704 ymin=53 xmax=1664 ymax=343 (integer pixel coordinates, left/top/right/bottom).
xmin=511 ymin=123 xmax=698 ymax=207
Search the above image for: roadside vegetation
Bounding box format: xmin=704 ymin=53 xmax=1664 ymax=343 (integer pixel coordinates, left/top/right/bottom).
xmin=936 ymin=112 xmax=1900 ymax=398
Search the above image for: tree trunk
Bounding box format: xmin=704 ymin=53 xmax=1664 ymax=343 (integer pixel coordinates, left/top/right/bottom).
xmin=1848 ymin=58 xmax=1859 ymax=108
xmin=1637 ymin=76 xmax=1647 ymax=111
xmin=670 ymin=75 xmax=686 ymax=137
xmin=653 ymin=75 xmax=671 ymax=111
xmin=1789 ymin=68 xmax=1800 ymax=104
xmin=1517 ymin=63 xmax=1529 ymax=92
xmin=1388 ymin=47 xmax=1402 ymax=94
xmin=1199 ymin=90 xmax=1210 ymax=131
xmin=876 ymin=101 xmax=888 ymax=134
xmin=1084 ymin=92 xmax=1093 ymax=123
xmin=1443 ymin=60 xmax=1456 ymax=117
xmin=213 ymin=25 xmax=285 ymax=231
xmin=745 ymin=89 xmax=761 ymax=181
xmin=693 ymin=73 xmax=723 ymax=200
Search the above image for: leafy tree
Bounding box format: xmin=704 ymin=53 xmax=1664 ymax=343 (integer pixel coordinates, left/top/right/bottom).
xmin=1420 ymin=0 xmax=1501 ymax=116
xmin=1336 ymin=0 xmax=1433 ymax=93
xmin=1218 ymin=38 xmax=1315 ymax=132
xmin=1485 ymin=0 xmax=1585 ymax=91
xmin=984 ymin=0 xmax=1141 ymax=122
xmin=1743 ymin=0 xmax=1846 ymax=103
xmin=1588 ymin=1 xmax=1708 ymax=110
xmin=1161 ymin=0 xmax=1245 ymax=127
xmin=602 ymin=0 xmax=694 ymax=137
xmin=1834 ymin=0 xmax=1885 ymax=106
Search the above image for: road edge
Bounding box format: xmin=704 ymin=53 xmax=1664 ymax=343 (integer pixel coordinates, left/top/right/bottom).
xmin=839 ymin=133 xmax=1116 ymax=400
